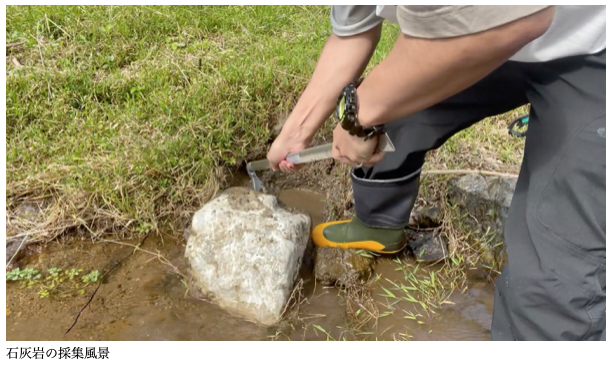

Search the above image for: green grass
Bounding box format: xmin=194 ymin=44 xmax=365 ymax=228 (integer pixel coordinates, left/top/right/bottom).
xmin=425 ymin=107 xmax=528 ymax=174
xmin=6 ymin=4 xmax=525 ymax=249
xmin=6 ymin=5 xmax=399 ymax=237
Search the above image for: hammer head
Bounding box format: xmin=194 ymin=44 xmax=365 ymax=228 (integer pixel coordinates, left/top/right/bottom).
xmin=246 ymin=163 xmax=263 ymax=192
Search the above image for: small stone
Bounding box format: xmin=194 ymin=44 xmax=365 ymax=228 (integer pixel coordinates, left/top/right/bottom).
xmin=6 ymin=237 xmax=25 ymax=265
xmin=313 ymin=247 xmax=375 ymax=286
xmin=14 ymin=202 xmax=44 ymax=221
xmin=6 ymin=201 xmax=47 ymax=265
xmin=408 ymin=232 xmax=448 ymax=263
xmin=409 ymin=205 xmax=442 ymax=228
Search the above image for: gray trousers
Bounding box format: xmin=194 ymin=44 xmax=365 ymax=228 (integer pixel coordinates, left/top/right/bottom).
xmin=353 ymin=51 xmax=606 ymax=340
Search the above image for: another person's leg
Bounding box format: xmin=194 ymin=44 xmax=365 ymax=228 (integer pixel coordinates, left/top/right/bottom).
xmin=492 ymin=50 xmax=606 ymax=340
xmin=312 ymin=62 xmax=528 ymax=253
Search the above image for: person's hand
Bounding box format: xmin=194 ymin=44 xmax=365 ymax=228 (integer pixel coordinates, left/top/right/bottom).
xmin=331 ymin=123 xmax=385 ymax=168
xmin=267 ymin=127 xmax=310 ymax=173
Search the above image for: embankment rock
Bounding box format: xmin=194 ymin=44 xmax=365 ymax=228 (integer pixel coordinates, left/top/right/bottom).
xmin=447 ymin=174 xmax=517 ymax=267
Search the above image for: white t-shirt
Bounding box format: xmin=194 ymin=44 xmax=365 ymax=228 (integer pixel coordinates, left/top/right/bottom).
xmin=331 ymin=5 xmax=605 ymax=63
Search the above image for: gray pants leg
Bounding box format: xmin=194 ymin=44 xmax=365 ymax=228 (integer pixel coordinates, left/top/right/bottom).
xmin=491 ymin=51 xmax=606 ymax=341
xmin=353 ymin=51 xmax=606 ymax=340
xmin=352 ymin=61 xmax=528 ymax=229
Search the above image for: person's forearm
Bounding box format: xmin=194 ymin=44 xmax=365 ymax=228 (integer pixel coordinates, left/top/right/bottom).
xmin=358 ymin=7 xmax=554 ymax=128
xmin=280 ymin=24 xmax=382 ymax=142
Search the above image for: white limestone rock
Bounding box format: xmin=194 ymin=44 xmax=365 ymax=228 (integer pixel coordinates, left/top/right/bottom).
xmin=185 ymin=187 xmax=310 ymax=326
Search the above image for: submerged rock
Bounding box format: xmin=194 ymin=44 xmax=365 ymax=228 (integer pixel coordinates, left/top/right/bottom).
xmin=447 ymin=174 xmax=517 ymax=268
xmin=313 ymin=247 xmax=375 ymax=286
xmin=184 ymin=187 xmax=310 ymax=326
xmin=461 ymin=303 xmax=492 ymax=332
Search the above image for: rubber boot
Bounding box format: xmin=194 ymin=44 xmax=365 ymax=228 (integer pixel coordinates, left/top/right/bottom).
xmin=311 ymin=217 xmax=405 ymax=254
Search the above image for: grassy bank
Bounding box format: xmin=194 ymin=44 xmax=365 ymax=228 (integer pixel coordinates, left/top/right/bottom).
xmin=6 ymin=5 xmax=399 ymax=242
xmin=6 ymin=5 xmax=524 ymax=246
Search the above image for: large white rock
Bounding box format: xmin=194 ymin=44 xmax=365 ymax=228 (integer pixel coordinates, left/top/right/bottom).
xmin=184 ymin=187 xmax=310 ymax=326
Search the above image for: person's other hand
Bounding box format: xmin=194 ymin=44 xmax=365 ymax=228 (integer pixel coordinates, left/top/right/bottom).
xmin=331 ymin=123 xmax=385 ymax=168
xmin=267 ymin=128 xmax=310 ymax=173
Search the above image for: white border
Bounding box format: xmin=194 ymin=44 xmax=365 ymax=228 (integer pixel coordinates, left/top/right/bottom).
xmin=2 ymin=2 xmax=610 ymax=363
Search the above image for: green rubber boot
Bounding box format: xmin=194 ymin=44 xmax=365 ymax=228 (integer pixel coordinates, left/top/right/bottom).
xmin=311 ymin=217 xmax=406 ymax=254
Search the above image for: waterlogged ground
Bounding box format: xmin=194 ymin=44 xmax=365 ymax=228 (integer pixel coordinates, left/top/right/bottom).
xmin=6 ymin=189 xmax=493 ymax=341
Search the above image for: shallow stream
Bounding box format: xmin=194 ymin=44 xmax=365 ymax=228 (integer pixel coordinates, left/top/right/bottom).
xmin=6 ymin=189 xmax=493 ymax=341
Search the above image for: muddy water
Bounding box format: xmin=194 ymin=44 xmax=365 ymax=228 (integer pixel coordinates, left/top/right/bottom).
xmin=6 ymin=188 xmax=494 ymax=341
xmin=368 ymin=261 xmax=493 ymax=341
